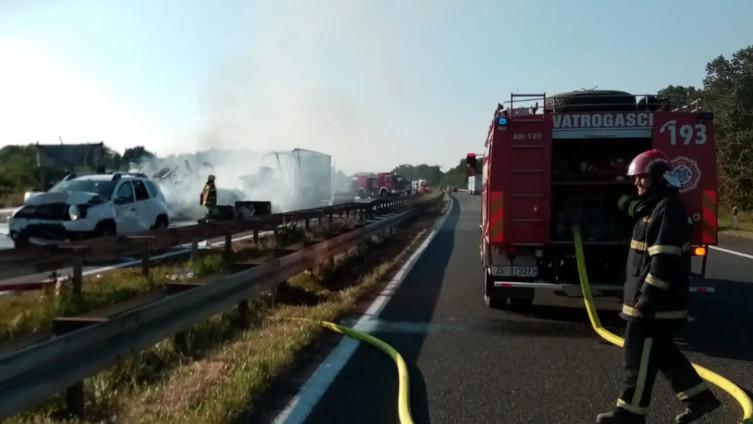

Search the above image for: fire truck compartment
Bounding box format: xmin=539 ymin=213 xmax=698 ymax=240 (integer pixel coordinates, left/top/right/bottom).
xmin=550 ymin=137 xmax=651 ymax=243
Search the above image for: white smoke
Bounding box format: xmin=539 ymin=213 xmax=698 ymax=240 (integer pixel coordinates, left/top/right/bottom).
xmin=135 ymin=148 xmax=341 ymax=221
xmin=192 ymin=1 xmax=457 ymax=174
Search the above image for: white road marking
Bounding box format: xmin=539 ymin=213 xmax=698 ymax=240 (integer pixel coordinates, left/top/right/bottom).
xmin=710 ymin=245 xmax=753 ymax=261
xmin=273 ymin=197 xmax=451 ymax=424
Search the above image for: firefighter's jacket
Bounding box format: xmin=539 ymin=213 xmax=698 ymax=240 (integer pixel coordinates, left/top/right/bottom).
xmin=618 ymin=191 xmax=691 ymax=322
xmin=200 ymin=182 xmax=217 ymax=207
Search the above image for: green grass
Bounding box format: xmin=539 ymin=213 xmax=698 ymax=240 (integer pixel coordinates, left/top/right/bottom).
xmin=0 ymin=246 xmax=271 ymax=345
xmin=718 ymin=208 xmax=753 ymax=238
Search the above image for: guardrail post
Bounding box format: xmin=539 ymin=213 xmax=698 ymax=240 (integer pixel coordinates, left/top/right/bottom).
xmin=174 ymin=331 xmax=189 ymax=353
xmin=72 ymin=255 xmax=83 ymax=295
xmin=53 ymin=318 xmax=102 ymax=417
xmin=141 ymin=245 xmax=151 ymax=279
xmin=305 ymin=218 xmax=310 ymax=230
xmin=224 ymin=233 xmax=232 ymax=255
xmin=329 ymin=213 xmax=333 ymax=224
xmin=253 ymin=229 xmax=259 ymax=243
xmin=238 ymin=299 xmax=250 ymax=326
xmin=66 ymin=381 xmax=85 ymax=418
xmin=190 ymin=238 xmax=199 ymax=262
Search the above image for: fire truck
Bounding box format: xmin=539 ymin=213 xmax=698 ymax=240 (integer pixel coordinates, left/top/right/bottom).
xmin=412 ymin=179 xmax=429 ymax=194
xmin=351 ymin=173 xmax=377 ymax=199
xmin=473 ymin=91 xmax=717 ymax=308
xmin=353 ymin=172 xmax=410 ymax=198
xmin=376 ymin=172 xmax=398 ymax=197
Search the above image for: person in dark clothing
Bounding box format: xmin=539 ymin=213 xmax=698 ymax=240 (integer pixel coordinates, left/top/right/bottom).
xmin=596 ymin=149 xmax=720 ymax=424
xmin=200 ymin=174 xmax=218 ymax=222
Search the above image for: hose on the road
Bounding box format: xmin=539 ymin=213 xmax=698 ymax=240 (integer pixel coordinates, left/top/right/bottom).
xmin=572 ymin=226 xmax=753 ymax=424
xmin=320 ymin=320 xmax=414 ymax=424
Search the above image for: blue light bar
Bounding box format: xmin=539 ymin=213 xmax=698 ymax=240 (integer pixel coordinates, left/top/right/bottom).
xmin=497 ymin=116 xmax=508 ymax=126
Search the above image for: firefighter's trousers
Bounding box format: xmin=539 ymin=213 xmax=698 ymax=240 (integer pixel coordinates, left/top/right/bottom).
xmin=617 ymin=320 xmax=711 ymax=416
xmin=204 ymin=205 xmax=219 ymax=222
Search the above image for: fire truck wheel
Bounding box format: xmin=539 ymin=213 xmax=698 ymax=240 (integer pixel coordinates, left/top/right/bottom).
xmin=484 ymin=271 xmax=508 ymax=309
xmin=510 ymin=296 xmax=534 ymax=308
xmin=484 ymin=294 xmax=508 ymax=309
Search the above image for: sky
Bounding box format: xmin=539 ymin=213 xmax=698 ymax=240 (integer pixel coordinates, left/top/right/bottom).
xmin=1 ymin=0 xmax=751 ymax=174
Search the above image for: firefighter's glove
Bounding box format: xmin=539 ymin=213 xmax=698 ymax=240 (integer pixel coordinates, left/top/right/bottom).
xmin=617 ymin=194 xmax=631 ymax=210
xmin=635 ymin=295 xmax=655 ymax=319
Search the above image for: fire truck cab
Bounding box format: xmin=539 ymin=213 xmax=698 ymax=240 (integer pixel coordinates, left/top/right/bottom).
xmin=476 ymin=91 xmax=717 ymax=308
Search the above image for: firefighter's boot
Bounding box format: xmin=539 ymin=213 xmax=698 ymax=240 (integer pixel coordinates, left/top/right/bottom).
xmin=675 ymin=392 xmax=721 ymax=423
xmin=596 ymin=409 xmax=645 ymax=424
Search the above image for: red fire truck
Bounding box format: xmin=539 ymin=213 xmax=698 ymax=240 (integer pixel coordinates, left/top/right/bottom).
xmin=351 ymin=173 xmax=377 ymax=199
xmin=473 ymin=91 xmax=717 ymax=308
xmin=376 ymin=172 xmax=398 ymax=197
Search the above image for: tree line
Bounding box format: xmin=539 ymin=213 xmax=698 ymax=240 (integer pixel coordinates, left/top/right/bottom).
xmin=0 ymin=145 xmax=155 ymax=205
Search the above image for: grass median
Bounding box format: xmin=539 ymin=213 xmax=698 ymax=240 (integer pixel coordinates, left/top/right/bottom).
xmin=5 ymin=195 xmax=446 ymax=423
xmin=719 ymin=209 xmax=753 ymax=239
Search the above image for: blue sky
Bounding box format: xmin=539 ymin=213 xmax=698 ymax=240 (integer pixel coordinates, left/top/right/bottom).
xmin=1 ymin=0 xmax=751 ymax=173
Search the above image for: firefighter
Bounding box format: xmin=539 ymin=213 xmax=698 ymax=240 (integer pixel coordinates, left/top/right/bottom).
xmin=596 ymin=149 xmax=720 ymax=424
xmin=200 ymin=174 xmax=218 ymax=222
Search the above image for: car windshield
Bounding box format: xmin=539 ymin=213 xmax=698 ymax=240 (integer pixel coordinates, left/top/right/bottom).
xmin=49 ymin=179 xmax=117 ymax=198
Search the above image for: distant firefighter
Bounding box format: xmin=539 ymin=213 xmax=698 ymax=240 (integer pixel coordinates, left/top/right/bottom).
xmin=200 ymin=174 xmax=218 ymax=222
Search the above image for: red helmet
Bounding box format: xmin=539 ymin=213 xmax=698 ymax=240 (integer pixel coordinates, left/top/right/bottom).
xmin=627 ymin=149 xmax=671 ymax=177
xmin=627 ymin=149 xmax=681 ymax=188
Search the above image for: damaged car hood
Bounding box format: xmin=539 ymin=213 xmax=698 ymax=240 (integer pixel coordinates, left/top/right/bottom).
xmin=25 ymin=191 xmax=104 ymax=206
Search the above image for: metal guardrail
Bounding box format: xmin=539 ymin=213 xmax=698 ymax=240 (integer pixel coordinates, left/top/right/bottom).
xmin=0 ymin=195 xmax=438 ymax=419
xmin=0 ymin=197 xmax=416 ymax=290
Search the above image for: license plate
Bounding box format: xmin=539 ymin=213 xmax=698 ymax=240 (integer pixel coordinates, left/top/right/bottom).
xmin=492 ymin=265 xmax=538 ymax=278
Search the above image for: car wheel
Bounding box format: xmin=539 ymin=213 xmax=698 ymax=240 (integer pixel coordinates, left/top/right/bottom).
xmin=484 ymin=270 xmax=508 ymax=309
xmin=484 ymin=294 xmax=508 ymax=309
xmin=13 ymin=237 xmax=29 ymax=250
xmin=153 ymin=216 xmax=169 ymax=230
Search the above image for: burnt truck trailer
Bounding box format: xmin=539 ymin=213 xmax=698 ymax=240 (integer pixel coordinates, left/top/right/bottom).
xmin=474 ymin=91 xmax=717 ymax=308
xmin=263 ymin=149 xmax=332 ymax=211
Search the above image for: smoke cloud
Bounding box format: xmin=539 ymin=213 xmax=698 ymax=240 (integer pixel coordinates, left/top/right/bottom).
xmin=194 ymin=1 xmax=458 ymax=175
xmin=135 ymin=148 xmax=345 ymax=220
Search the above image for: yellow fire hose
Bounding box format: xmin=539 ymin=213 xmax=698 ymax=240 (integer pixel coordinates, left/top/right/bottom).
xmin=320 ymin=321 xmax=415 ymax=424
xmin=572 ymin=226 xmax=753 ymax=424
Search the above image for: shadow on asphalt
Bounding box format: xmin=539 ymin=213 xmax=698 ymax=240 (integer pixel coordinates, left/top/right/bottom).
xmin=679 ymin=278 xmax=753 ymax=363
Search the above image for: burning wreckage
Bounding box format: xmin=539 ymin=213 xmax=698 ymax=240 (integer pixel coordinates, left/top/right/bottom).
xmin=142 ymin=149 xmax=335 ymax=221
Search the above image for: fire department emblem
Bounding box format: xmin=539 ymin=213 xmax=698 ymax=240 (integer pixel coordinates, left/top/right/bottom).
xmin=671 ymin=156 xmax=701 ymax=193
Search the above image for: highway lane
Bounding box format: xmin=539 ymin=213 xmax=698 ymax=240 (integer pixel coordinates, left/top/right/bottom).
xmin=262 ymin=192 xmax=749 ymax=424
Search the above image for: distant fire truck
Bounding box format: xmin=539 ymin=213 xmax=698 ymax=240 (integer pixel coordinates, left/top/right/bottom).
xmin=376 ymin=172 xmax=398 ymax=197
xmin=351 ymin=173 xmax=377 ymax=199
xmin=473 ymin=90 xmax=717 ymax=308
xmin=412 ymin=179 xmax=429 ymax=194
xmin=352 ymin=172 xmax=409 ymax=198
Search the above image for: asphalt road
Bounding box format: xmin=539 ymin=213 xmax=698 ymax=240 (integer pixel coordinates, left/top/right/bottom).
xmin=263 ymin=192 xmax=752 ymax=424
